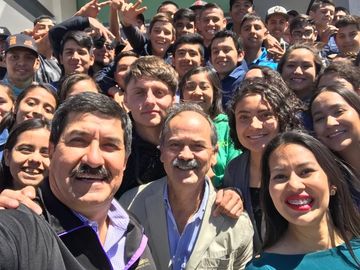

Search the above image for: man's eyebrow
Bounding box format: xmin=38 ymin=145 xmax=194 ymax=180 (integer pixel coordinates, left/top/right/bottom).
xmin=66 ymin=130 xmax=122 ymax=144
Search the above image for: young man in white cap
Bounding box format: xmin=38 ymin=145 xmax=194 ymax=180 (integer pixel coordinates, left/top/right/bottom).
xmin=265 ymin=6 xmax=289 ymax=50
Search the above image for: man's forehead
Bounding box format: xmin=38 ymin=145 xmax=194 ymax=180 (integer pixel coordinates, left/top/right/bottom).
xmin=36 ymin=19 xmax=54 ymax=26
xmin=177 ymin=43 xmax=201 ymax=51
xmin=212 ymin=36 xmax=235 ymax=46
xmin=242 ymin=19 xmax=265 ymax=28
xmin=64 ymin=112 xmax=123 ymax=131
xmin=202 ymin=8 xmax=224 ymax=18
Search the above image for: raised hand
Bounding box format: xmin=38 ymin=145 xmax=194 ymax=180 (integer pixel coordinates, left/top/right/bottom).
xmin=75 ymin=0 xmax=112 ymax=18
xmin=88 ymin=17 xmax=115 ymax=41
xmin=118 ymin=0 xmax=147 ymax=27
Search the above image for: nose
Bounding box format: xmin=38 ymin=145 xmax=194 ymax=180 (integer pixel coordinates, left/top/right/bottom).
xmin=144 ymin=90 xmax=156 ymax=105
xmin=81 ymin=141 xmax=105 ymax=168
xmin=287 ymin=172 xmax=306 ymax=191
xmin=294 ymin=66 xmax=303 ymax=74
xmin=178 ymin=145 xmax=194 ymax=160
xmin=218 ymin=49 xmax=226 ymax=57
xmin=326 ymin=115 xmax=339 ymax=126
xmin=209 ymin=19 xmax=215 ymax=26
xmin=193 ymin=85 xmax=202 ymax=96
xmin=27 ymin=151 xmax=42 ymax=165
xmin=31 ymin=106 xmax=43 ymax=118
xmin=250 ymin=116 xmax=263 ymax=129
xmin=184 ymin=51 xmax=191 ymax=60
xmin=71 ymin=51 xmax=80 ymax=59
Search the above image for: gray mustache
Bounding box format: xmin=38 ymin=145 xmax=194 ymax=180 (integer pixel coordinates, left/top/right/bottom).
xmin=70 ymin=164 xmax=112 ymax=180
xmin=172 ymin=158 xmax=199 ymax=170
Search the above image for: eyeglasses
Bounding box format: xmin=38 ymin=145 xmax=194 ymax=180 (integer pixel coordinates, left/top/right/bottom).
xmin=292 ymin=30 xmax=314 ymax=38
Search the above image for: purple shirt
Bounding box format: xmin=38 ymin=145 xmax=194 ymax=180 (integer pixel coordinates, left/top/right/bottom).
xmin=73 ymin=199 xmax=130 ymax=269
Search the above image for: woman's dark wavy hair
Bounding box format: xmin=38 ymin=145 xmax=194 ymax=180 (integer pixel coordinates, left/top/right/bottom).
xmin=261 ymin=131 xmax=360 ymax=267
xmin=228 ymin=78 xmax=303 ymax=150
xmin=178 ymin=66 xmax=223 ymax=119
xmin=0 ymin=118 xmax=51 ymax=190
xmin=0 ymin=83 xmax=58 ymax=134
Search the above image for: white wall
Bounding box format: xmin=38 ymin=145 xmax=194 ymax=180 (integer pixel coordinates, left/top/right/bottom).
xmin=0 ymin=0 xmax=76 ymax=35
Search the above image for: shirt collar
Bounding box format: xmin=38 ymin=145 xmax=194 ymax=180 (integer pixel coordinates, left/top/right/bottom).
xmin=73 ymin=199 xmax=129 ymax=232
xmin=164 ymin=178 xmax=210 ymax=222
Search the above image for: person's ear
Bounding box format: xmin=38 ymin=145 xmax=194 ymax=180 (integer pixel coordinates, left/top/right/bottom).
xmin=34 ymin=57 xmax=40 ymax=71
xmin=237 ymin=50 xmax=245 ymax=62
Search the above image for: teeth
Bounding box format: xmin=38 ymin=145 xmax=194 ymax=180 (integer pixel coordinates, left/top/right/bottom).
xmin=23 ymin=168 xmax=41 ymax=174
xmin=288 ymin=198 xmax=312 ymax=205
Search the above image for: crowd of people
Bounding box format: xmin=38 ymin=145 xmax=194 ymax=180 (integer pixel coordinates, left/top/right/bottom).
xmin=0 ymin=0 xmax=359 ymax=269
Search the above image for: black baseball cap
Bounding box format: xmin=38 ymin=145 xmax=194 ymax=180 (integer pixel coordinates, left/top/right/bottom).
xmin=5 ymin=34 xmax=38 ymax=56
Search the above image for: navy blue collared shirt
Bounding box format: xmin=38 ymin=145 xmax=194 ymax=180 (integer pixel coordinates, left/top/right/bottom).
xmin=221 ymin=61 xmax=248 ymax=109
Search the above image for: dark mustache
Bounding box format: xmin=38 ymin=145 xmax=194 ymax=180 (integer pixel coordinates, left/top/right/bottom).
xmin=70 ymin=164 xmax=112 ymax=180
xmin=172 ymin=158 xmax=199 ymax=169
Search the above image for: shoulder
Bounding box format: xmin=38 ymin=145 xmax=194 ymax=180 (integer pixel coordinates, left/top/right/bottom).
xmin=227 ymin=152 xmax=249 ymax=171
xmin=119 ymin=177 xmax=166 ymax=208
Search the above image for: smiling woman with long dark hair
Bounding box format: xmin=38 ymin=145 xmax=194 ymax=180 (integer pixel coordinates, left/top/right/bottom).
xmin=0 ymin=118 xmax=51 ymax=190
xmin=246 ymin=131 xmax=360 ymax=269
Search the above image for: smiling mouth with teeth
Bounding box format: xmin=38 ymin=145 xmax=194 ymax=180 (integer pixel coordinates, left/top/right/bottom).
xmin=287 ymin=198 xmax=313 ymax=206
xmin=22 ymin=167 xmax=42 ymax=175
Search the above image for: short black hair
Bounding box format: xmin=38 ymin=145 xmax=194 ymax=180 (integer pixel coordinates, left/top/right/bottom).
xmin=50 ymin=92 xmax=132 ymax=157
xmin=335 ymin=6 xmax=350 ymax=15
xmin=210 ymin=30 xmax=243 ymax=53
xmin=172 ymin=33 xmax=205 ymax=58
xmin=335 ymin=15 xmax=360 ymax=31
xmin=157 ymin=1 xmax=179 ymax=12
xmin=230 ymin=0 xmax=253 ymax=11
xmin=310 ymin=0 xmax=335 ymax=12
xmin=59 ymin=31 xmax=93 ymax=58
xmin=33 ymin=15 xmax=56 ymax=26
xmin=173 ymin=8 xmax=195 ymax=23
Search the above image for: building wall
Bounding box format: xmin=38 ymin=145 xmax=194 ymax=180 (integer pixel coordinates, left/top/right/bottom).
xmin=0 ymin=0 xmax=359 ymax=35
